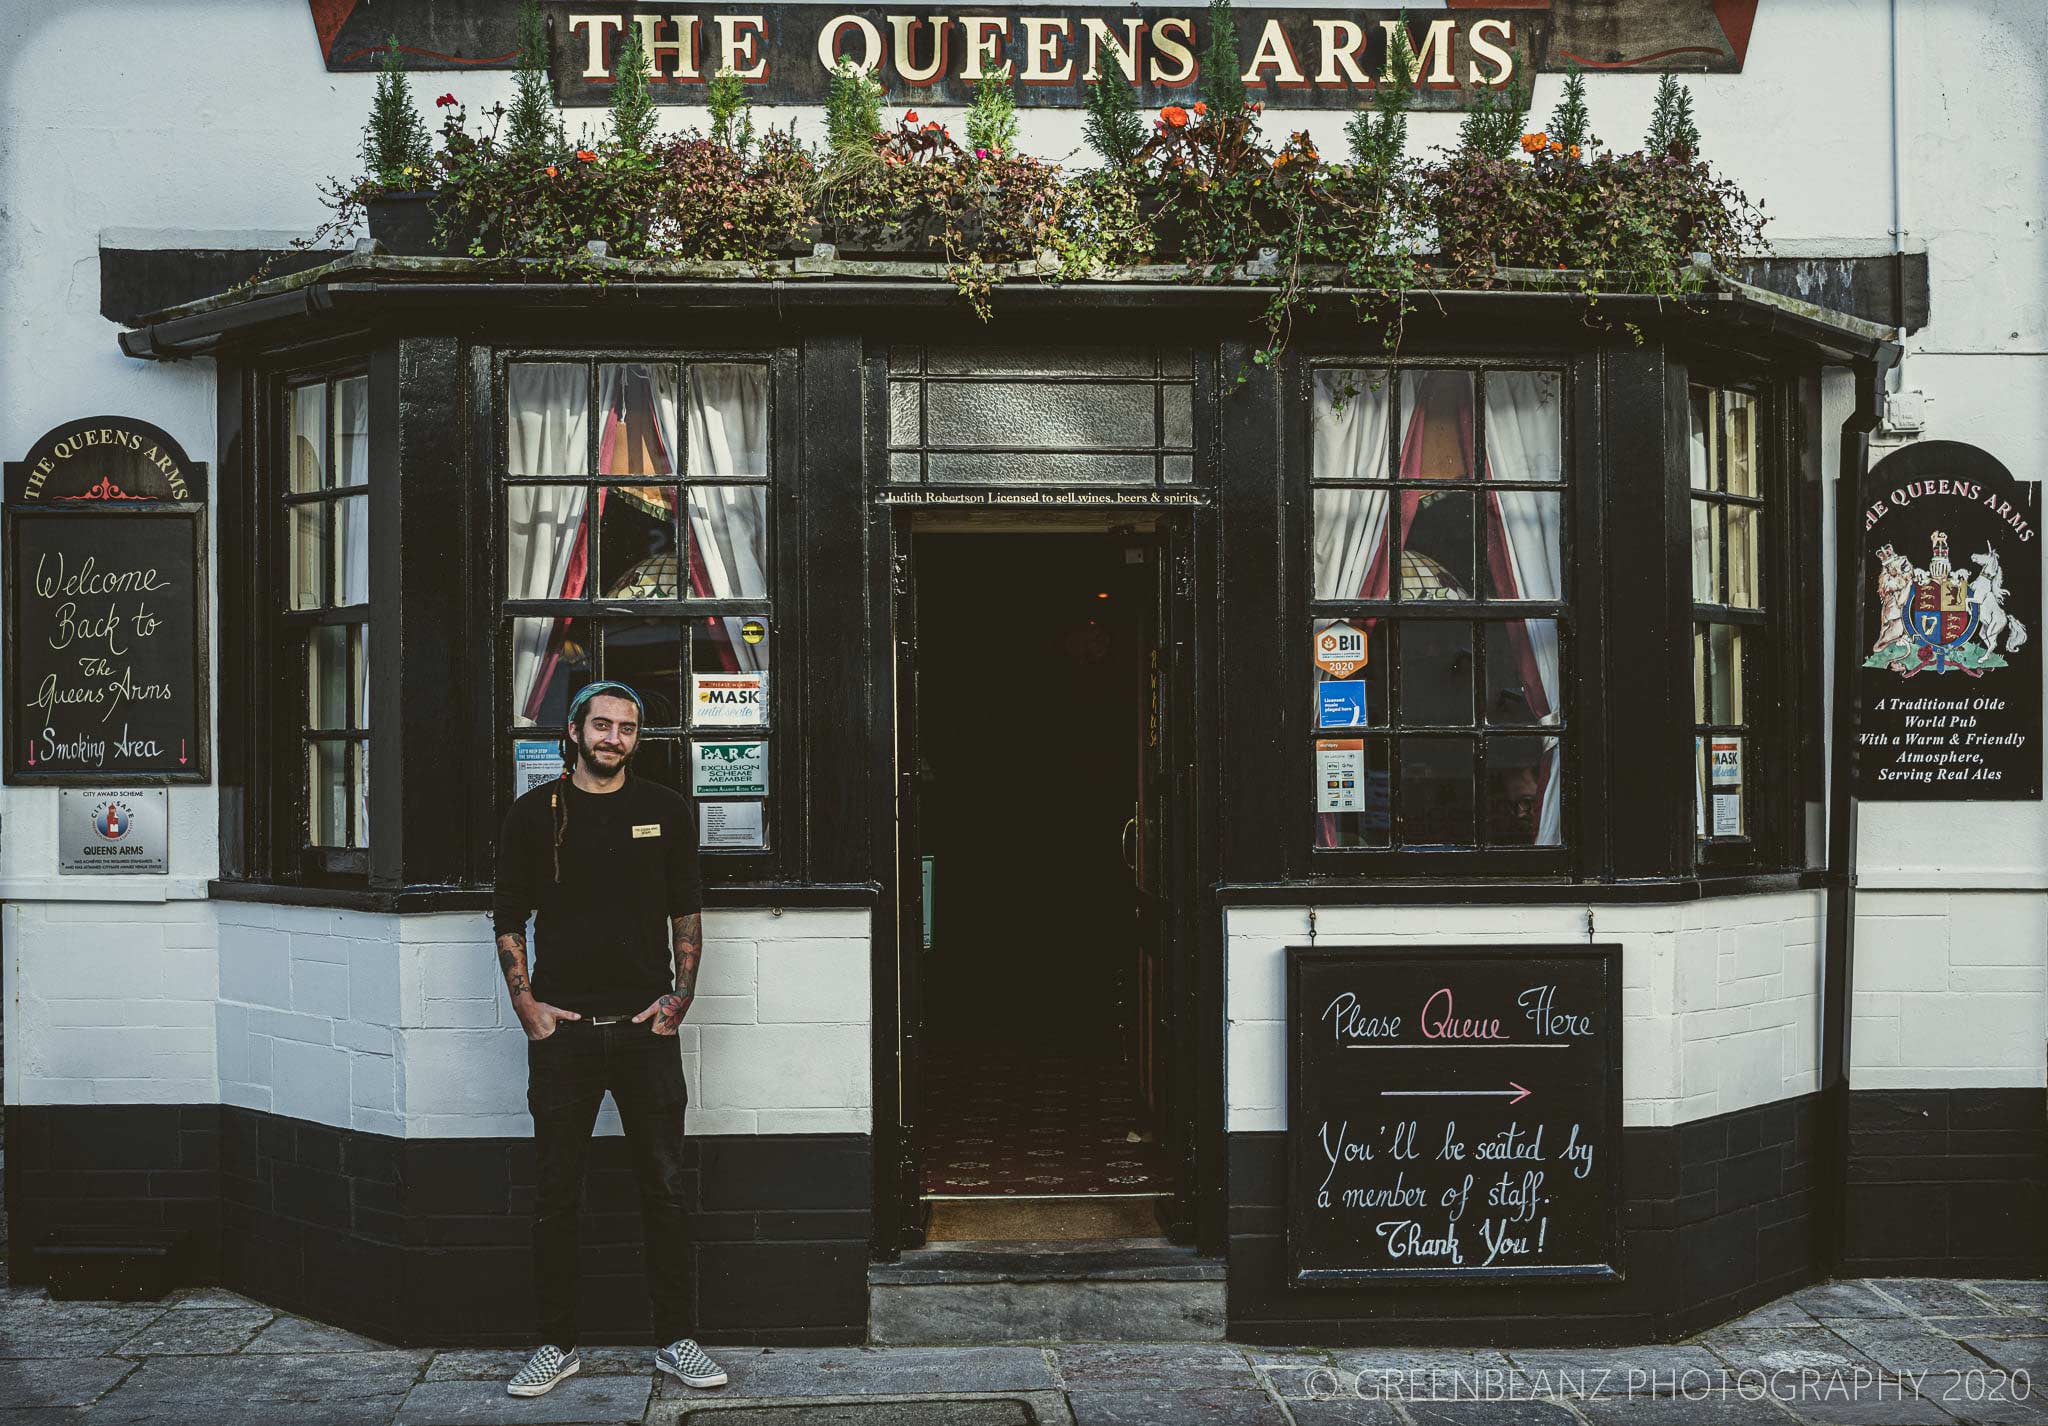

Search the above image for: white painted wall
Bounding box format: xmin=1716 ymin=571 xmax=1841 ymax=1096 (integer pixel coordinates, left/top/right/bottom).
xmin=6 ymin=901 xmax=874 ymax=1139
xmin=1226 ymin=894 xmax=1826 ymax=1131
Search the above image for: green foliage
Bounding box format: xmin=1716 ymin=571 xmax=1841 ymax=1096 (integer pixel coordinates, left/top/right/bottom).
xmin=1199 ymin=0 xmax=1248 ymax=118
xmin=965 ymin=63 xmax=1019 ymax=157
xmin=1082 ymin=35 xmax=1147 ymax=170
xmin=707 ymin=66 xmax=756 ymax=156
xmin=1547 ymin=64 xmax=1592 ymax=155
xmin=1456 ymin=70 xmax=1530 ymax=159
xmin=1647 ymin=73 xmax=1701 ymax=158
xmin=824 ymin=59 xmax=884 ymax=165
xmin=607 ymin=22 xmax=658 ymax=153
xmin=1345 ymin=19 xmax=1415 ymax=174
xmin=506 ymin=0 xmax=564 ymax=162
xmin=362 ymin=36 xmax=434 ymax=188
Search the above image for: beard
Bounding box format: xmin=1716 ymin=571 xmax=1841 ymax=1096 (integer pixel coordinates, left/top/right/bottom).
xmin=572 ymin=739 xmax=634 ymax=776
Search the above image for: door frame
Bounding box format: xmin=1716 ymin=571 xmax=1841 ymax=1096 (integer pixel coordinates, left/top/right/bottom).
xmin=868 ymin=507 xmax=1223 ymax=1256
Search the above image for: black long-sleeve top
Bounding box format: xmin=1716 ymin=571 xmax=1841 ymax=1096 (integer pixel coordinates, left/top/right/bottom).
xmin=492 ymin=774 xmax=703 ymax=1016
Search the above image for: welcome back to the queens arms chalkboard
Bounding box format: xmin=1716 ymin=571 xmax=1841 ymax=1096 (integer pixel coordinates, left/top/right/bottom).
xmin=1287 ymin=945 xmax=1622 ymax=1286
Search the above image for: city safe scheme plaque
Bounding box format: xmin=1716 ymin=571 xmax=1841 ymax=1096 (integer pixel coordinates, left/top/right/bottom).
xmin=1287 ymin=945 xmax=1622 ymax=1286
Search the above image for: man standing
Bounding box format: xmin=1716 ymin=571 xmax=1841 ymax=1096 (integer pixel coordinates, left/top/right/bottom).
xmin=492 ymin=681 xmax=727 ymax=1398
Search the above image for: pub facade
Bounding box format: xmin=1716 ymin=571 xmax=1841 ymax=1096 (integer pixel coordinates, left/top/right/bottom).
xmin=2 ymin=0 xmax=2043 ymax=1348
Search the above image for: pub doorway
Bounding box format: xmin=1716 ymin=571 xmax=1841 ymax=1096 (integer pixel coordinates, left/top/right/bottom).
xmin=895 ymin=522 xmax=1191 ymax=1245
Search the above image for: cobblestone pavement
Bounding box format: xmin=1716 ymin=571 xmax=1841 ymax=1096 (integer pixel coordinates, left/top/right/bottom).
xmin=0 ymin=1278 xmax=2042 ymax=1424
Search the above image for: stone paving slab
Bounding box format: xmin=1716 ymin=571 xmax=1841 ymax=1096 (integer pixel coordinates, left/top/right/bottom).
xmin=1504 ymin=1344 xmax=1728 ymax=1391
xmin=1792 ymin=1283 xmax=1916 ymax=1321
xmin=1284 ymin=1396 xmax=1405 ymax=1426
xmin=393 ymin=1373 xmax=651 ymax=1424
xmin=244 ymin=1315 xmax=393 ymax=1354
xmin=1876 ymin=1284 xmax=2013 ymax=1320
xmin=1958 ymin=1337 xmax=2048 ymax=1376
xmin=1065 ymin=1384 xmax=1288 ymax=1425
xmin=694 ymin=1346 xmax=1057 ymax=1399
xmin=1402 ymin=1397 xmax=1583 ymax=1426
xmin=1576 ymin=1391 xmax=1800 ymax=1425
xmin=0 ymin=1302 xmax=170 ymax=1360
xmin=0 ymin=1357 xmax=138 ymax=1409
xmin=164 ymin=1290 xmax=266 ymax=1312
xmin=1051 ymin=1342 xmax=1253 ymax=1391
xmin=81 ymin=1352 xmax=427 ymax=1426
xmin=1963 ymin=1284 xmax=2048 ymax=1316
xmin=113 ymin=1306 xmax=275 ymax=1357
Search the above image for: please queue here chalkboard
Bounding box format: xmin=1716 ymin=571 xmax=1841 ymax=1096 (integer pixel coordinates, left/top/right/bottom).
xmin=1287 ymin=945 xmax=1623 ymax=1286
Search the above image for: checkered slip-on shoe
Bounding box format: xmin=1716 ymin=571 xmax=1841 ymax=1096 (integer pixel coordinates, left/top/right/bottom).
xmin=655 ymin=1337 xmax=729 ymax=1388
xmin=506 ymin=1344 xmax=581 ymax=1397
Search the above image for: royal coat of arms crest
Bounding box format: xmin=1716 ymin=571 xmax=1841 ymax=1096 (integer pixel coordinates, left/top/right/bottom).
xmin=1866 ymin=530 xmax=2029 ymax=678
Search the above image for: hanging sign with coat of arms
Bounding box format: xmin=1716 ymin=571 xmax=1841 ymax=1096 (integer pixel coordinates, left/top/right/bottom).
xmin=1855 ymin=442 xmax=2040 ymax=801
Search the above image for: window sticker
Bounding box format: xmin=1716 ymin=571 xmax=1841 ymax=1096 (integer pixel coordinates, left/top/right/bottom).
xmin=514 ymin=739 xmax=560 ymax=798
xmin=699 ymin=799 xmax=765 ymax=849
xmin=1711 ymin=792 xmax=1743 ymax=838
xmin=1314 ymin=622 xmax=1369 ymax=678
xmin=691 ymin=739 xmax=768 ymax=796
xmin=1316 ymin=739 xmax=1365 ymax=813
xmin=691 ymin=671 xmax=767 ymax=727
xmin=1709 ymin=736 xmax=1742 ymax=788
xmin=1318 ymin=680 xmax=1368 ymax=728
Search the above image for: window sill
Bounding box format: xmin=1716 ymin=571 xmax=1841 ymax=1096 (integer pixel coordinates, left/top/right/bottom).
xmin=1217 ymin=870 xmax=1826 ymax=906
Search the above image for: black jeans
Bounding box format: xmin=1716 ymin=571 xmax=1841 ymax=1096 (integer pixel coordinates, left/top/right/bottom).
xmin=528 ymin=1018 xmax=691 ymax=1349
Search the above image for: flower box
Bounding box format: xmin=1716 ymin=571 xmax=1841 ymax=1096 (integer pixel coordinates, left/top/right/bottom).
xmin=365 ymin=190 xmax=442 ymax=257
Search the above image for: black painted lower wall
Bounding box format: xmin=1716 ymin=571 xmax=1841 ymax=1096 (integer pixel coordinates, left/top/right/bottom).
xmin=1231 ymin=1095 xmax=1824 ymax=1346
xmin=6 ymin=1104 xmax=870 ymax=1347
xmin=1843 ymin=1088 xmax=2048 ymax=1279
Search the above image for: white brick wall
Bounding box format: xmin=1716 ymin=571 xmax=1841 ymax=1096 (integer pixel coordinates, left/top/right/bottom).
xmin=1224 ymin=892 xmax=1826 ymax=1133
xmin=1851 ymin=890 xmax=2048 ymax=1089
xmin=8 ymin=899 xmax=873 ymax=1140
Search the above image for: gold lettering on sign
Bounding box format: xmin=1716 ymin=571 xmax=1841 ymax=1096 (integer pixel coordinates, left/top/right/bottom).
xmin=719 ymin=15 xmax=769 ymax=78
xmin=1080 ymin=17 xmax=1144 ymax=81
xmin=1149 ymin=16 xmax=1195 ymax=84
xmin=960 ymin=16 xmax=1010 ymax=79
xmin=569 ymin=13 xmax=625 ymax=77
xmin=633 ymin=14 xmax=702 ymax=79
xmin=1468 ymin=18 xmax=1515 ymax=85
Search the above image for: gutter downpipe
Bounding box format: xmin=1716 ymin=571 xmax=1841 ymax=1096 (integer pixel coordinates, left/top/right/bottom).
xmin=1821 ymin=355 xmax=1892 ymax=1279
xmin=1888 ymin=0 xmax=1908 ymax=363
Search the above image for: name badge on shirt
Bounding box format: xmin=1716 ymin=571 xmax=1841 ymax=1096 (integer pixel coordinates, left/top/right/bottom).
xmin=632 ymin=824 xmax=663 ymax=839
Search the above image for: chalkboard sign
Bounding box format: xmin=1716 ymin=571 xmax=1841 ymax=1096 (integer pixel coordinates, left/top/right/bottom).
xmin=6 ymin=417 xmax=210 ymax=785
xmin=1854 ymin=442 xmax=2040 ymax=801
xmin=1287 ymin=945 xmax=1622 ymax=1286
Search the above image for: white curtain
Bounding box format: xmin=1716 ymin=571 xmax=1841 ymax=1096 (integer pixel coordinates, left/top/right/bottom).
xmin=1483 ymin=371 xmax=1564 ymax=846
xmin=507 ymin=364 xmax=590 ymax=724
xmin=686 ymin=365 xmax=770 ymax=672
xmin=336 ymin=376 xmax=371 ymax=606
xmin=1311 ymin=371 xmax=1390 ymax=599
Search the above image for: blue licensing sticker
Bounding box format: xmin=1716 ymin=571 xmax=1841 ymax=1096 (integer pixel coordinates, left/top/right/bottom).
xmin=1318 ymin=680 xmax=1368 ymax=728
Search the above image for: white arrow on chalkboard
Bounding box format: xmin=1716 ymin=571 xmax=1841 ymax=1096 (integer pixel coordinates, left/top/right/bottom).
xmin=1380 ymin=1082 xmax=1531 ymax=1105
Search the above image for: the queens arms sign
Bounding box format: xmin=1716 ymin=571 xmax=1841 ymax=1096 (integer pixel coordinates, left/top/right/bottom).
xmin=308 ymin=0 xmax=1760 ymax=110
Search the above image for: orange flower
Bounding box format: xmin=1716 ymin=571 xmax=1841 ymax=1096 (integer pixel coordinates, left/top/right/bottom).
xmin=1547 ymin=139 xmax=1563 ymax=153
xmin=1519 ymin=132 xmax=1546 ymax=154
xmin=1568 ymin=144 xmax=1582 ymax=160
xmin=575 ymin=148 xmax=597 ymax=162
xmin=1192 ymin=101 xmax=1207 ymax=117
xmin=1161 ymin=105 xmax=1189 ymax=128
xmin=544 ymin=164 xmax=558 ymax=177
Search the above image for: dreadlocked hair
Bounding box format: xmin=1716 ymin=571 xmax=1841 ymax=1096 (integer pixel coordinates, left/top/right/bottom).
xmin=551 ymin=766 xmax=573 ymax=883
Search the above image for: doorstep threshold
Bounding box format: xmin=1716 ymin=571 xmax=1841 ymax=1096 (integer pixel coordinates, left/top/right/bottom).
xmin=872 ymin=1238 xmax=1225 ymax=1286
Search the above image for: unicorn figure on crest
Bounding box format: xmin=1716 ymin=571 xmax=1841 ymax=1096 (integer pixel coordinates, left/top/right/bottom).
xmin=1970 ymin=546 xmax=2028 ymax=654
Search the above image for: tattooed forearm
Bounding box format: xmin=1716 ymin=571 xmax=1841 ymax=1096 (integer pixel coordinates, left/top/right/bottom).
xmin=496 ymin=931 xmax=533 ymax=1002
xmin=671 ymin=912 xmax=702 ymax=1001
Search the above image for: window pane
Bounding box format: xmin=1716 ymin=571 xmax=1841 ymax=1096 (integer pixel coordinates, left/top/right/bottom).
xmin=687 ymin=364 xmax=769 ymax=477
xmin=1312 ymin=619 xmax=1386 ymax=729
xmin=1485 ymin=619 xmax=1559 ymax=725
xmin=1692 ymin=625 xmax=1708 ymax=722
xmin=290 ymin=383 xmax=326 ymax=492
xmin=630 ymin=737 xmax=683 ymax=794
xmin=308 ymin=740 xmax=347 ymax=847
xmin=1163 ymin=386 xmax=1194 ymax=448
xmin=1399 ymin=621 xmax=1473 ymax=726
xmin=1709 ymin=624 xmax=1743 ymax=724
xmin=309 ymin=625 xmax=349 ymax=731
xmin=1726 ymin=505 xmax=1760 ymax=609
xmin=334 ymin=493 xmax=369 ymax=606
xmin=1484 ymin=371 xmax=1561 ymax=482
xmin=1399 ymin=737 xmax=1476 ymax=846
xmin=334 ymin=376 xmax=369 ymax=487
xmin=598 ymin=363 xmax=679 ymax=476
xmin=354 ymin=626 xmax=371 ymax=729
xmin=1312 ymin=486 xmax=1388 ymax=599
xmin=289 ymin=503 xmax=327 ymax=610
xmin=506 ymin=484 xmax=590 ymax=600
xmin=356 ymin=741 xmax=370 ymax=849
xmin=599 ymin=486 xmax=680 ymax=600
xmin=889 ymin=382 xmax=921 ymax=447
xmin=1688 ymin=387 xmax=1713 ymax=491
xmin=1488 ymin=735 xmax=1561 ymax=846
xmin=1484 ymin=491 xmax=1561 ymax=600
xmin=1163 ymin=454 xmax=1194 ymax=485
xmin=686 ymin=486 xmax=768 ymax=599
xmin=602 ymin=619 xmax=685 ymax=728
xmin=508 ymin=363 xmax=589 ymax=476
xmin=1722 ymin=391 xmax=1757 ymax=497
xmin=889 ymin=452 xmax=921 ymax=484
xmin=1690 ymin=500 xmax=1717 ymax=603
xmin=926 ymin=380 xmax=1157 ymax=450
xmin=694 ymin=614 xmax=770 ymax=676
xmin=1312 ymin=370 xmax=1390 ymax=481
xmin=925 ymin=452 xmax=1157 ymax=485
xmin=511 ymin=615 xmax=590 ymax=728
xmin=1314 ymin=736 xmax=1389 ymax=848
xmin=1400 ymin=492 xmax=1475 ymax=600
xmin=1400 ymin=370 xmax=1474 ymax=481
xmin=1702 ymin=735 xmax=1745 ymax=838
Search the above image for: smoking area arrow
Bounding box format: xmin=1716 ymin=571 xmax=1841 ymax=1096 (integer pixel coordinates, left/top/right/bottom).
xmin=1381 ymin=1082 xmax=1532 ymax=1105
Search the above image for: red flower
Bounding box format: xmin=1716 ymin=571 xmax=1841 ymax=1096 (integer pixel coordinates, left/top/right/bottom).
xmin=1192 ymin=101 xmax=1207 ymax=117
xmin=1161 ymin=105 xmax=1189 ymax=128
xmin=905 ymin=110 xmax=919 ymax=124
xmin=576 ymin=148 xmax=597 ymax=162
xmin=435 ymin=93 xmax=457 ymax=107
xmin=544 ymin=165 xmax=558 ymax=177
